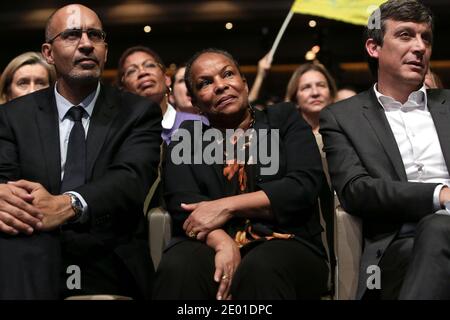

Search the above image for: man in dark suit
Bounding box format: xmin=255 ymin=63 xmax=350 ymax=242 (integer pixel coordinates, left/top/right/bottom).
xmin=320 ymin=0 xmax=450 ymax=299
xmin=0 ymin=4 xmax=161 ymax=299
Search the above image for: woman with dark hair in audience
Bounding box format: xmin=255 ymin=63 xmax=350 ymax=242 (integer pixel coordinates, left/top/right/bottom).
xmin=118 ymin=46 xmax=171 ymax=110
xmin=166 ymin=64 xmax=209 ymax=144
xmin=0 ymin=51 xmax=56 ymax=104
xmin=118 ymin=47 xmax=207 ymax=145
xmin=117 ymin=46 xmax=178 ymax=143
xmin=153 ymin=48 xmax=329 ymax=300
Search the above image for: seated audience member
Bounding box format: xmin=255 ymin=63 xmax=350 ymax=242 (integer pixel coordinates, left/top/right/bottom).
xmin=425 ymin=67 xmax=444 ymax=89
xmin=165 ymin=65 xmax=209 ymax=144
xmin=320 ymin=0 xmax=450 ymax=299
xmin=0 ymin=4 xmax=160 ymax=299
xmin=285 ymin=63 xmax=336 ymax=277
xmin=169 ymin=65 xmax=197 ymax=114
xmin=117 ymin=46 xmax=177 ymax=143
xmin=285 ymin=63 xmax=337 ymax=136
xmin=0 ymin=51 xmax=56 ymax=104
xmin=153 ymin=48 xmax=329 ymax=300
xmin=335 ymin=86 xmax=357 ymax=102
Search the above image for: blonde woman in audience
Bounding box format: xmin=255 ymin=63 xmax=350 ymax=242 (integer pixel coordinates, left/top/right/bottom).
xmin=285 ymin=63 xmax=337 ymax=135
xmin=285 ymin=63 xmax=336 ymax=276
xmin=0 ymin=52 xmax=56 ymax=104
xmin=424 ymin=67 xmax=444 ymax=89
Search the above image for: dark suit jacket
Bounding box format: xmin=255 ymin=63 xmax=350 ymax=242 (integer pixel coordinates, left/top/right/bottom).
xmin=319 ymin=88 xmax=450 ymax=298
xmin=0 ymin=84 xmax=162 ymax=298
xmin=164 ymin=102 xmax=327 ymax=256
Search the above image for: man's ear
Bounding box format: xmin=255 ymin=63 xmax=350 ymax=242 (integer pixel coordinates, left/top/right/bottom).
xmin=104 ymin=42 xmax=108 ymax=63
xmin=365 ymin=38 xmax=380 ymax=59
xmin=41 ymin=43 xmax=55 ymax=65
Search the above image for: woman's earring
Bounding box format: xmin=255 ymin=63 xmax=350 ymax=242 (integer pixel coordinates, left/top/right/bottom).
xmin=195 ymin=107 xmax=203 ymax=115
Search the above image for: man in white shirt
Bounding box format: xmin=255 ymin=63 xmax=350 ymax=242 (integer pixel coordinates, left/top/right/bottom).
xmin=320 ymin=0 xmax=450 ymax=299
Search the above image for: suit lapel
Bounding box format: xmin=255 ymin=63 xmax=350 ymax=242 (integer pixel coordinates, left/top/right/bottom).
xmin=86 ymin=85 xmax=118 ymax=179
xmin=35 ymin=87 xmax=62 ymax=193
xmin=428 ymin=90 xmax=450 ymax=174
xmin=362 ymin=90 xmax=408 ymax=181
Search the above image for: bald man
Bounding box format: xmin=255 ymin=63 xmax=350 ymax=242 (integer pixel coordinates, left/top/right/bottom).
xmin=0 ymin=4 xmax=161 ymax=299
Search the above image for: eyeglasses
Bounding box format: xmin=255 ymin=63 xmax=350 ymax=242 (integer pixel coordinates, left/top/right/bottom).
xmin=123 ymin=60 xmax=164 ymax=79
xmin=47 ymin=28 xmax=106 ymax=45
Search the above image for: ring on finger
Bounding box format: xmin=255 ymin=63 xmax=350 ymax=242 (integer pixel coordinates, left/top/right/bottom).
xmin=188 ymin=230 xmax=197 ymax=238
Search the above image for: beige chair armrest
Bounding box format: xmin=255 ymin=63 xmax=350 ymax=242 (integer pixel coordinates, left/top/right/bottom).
xmin=148 ymin=206 xmax=172 ymax=270
xmin=334 ymin=204 xmax=362 ymax=300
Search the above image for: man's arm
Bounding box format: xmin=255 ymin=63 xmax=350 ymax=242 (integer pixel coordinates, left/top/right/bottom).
xmin=320 ymin=107 xmax=437 ymax=223
xmin=73 ymin=99 xmax=162 ymax=229
xmin=9 ymin=97 xmax=162 ymax=231
xmin=0 ymin=108 xmax=43 ymax=234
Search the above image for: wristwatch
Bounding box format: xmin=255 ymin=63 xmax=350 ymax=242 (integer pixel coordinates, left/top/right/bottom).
xmin=444 ymin=201 xmax=450 ymax=213
xmin=67 ymin=193 xmax=84 ymax=223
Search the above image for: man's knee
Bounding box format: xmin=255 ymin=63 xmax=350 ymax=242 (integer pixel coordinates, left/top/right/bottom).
xmin=232 ymin=246 xmax=281 ymax=290
xmin=417 ymin=214 xmax=450 ymax=237
xmin=415 ymin=214 xmax=450 ymax=249
xmin=157 ymin=241 xmax=213 ymax=277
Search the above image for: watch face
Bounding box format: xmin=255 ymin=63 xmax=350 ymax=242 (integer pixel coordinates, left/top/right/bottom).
xmin=445 ymin=201 xmax=450 ymax=212
xmin=71 ymin=195 xmax=83 ymax=214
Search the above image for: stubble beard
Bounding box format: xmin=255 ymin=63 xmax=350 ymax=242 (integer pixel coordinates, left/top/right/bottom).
xmin=65 ymin=68 xmax=101 ymax=87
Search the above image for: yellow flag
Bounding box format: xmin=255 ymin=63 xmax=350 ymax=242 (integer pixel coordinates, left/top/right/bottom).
xmin=291 ymin=0 xmax=385 ymax=26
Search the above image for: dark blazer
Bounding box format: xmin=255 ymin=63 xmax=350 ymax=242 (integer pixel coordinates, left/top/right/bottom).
xmin=319 ymin=88 xmax=450 ymax=298
xmin=164 ymin=102 xmax=327 ymax=256
xmin=0 ymin=84 xmax=162 ymax=298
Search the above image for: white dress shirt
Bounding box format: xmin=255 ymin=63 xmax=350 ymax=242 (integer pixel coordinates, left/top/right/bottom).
xmin=161 ymin=103 xmax=177 ymax=130
xmin=54 ymin=82 xmax=101 ymax=217
xmin=374 ymin=84 xmax=450 ymax=212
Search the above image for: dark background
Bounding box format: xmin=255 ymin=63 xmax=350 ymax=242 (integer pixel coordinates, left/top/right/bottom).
xmin=1 ymin=0 xmax=449 ymax=100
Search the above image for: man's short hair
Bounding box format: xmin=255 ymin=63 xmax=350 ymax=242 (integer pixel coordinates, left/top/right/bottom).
xmin=365 ymin=0 xmax=433 ymax=77
xmin=44 ymin=7 xmax=104 ymax=43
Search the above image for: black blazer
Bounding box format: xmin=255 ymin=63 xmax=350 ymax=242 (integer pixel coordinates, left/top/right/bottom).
xmin=320 ymin=88 xmax=450 ymax=298
xmin=0 ymin=84 xmax=162 ymax=297
xmin=164 ymin=102 xmax=327 ymax=256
